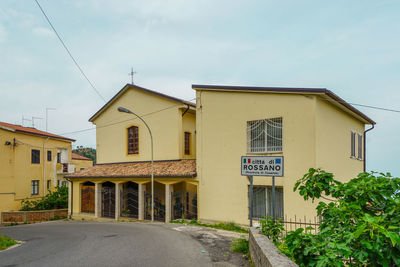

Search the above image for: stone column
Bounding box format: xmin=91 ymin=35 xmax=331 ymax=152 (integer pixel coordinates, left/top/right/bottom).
xmin=115 ymin=183 xmax=121 ymax=220
xmin=165 ymin=184 xmax=173 ymax=223
xmin=138 ymin=183 xmax=145 ymax=220
xmin=95 ymin=182 xmax=102 ymax=218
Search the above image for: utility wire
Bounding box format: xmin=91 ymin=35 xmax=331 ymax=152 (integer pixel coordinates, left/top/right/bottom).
xmin=60 ymin=98 xmax=196 ymax=136
xmin=34 ymin=0 xmax=106 ymax=103
xmin=317 ymin=96 xmax=400 ymax=113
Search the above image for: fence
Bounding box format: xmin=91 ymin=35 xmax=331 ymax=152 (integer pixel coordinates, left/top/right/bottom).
xmin=281 ymin=215 xmax=321 ymax=235
xmin=1 ymin=209 xmax=68 ymax=224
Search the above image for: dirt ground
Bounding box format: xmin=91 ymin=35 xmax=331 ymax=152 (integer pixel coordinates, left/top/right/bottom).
xmin=168 ymin=225 xmax=251 ymax=267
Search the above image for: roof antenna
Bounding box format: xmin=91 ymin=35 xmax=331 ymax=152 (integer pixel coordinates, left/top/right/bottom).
xmin=22 ymin=115 xmax=31 ymax=127
xmin=129 ymin=68 xmax=137 ymax=85
xmin=32 ymin=116 xmax=43 ymax=128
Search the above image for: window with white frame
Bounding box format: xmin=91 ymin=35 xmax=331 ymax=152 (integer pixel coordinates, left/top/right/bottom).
xmin=247 ymin=117 xmax=282 ymax=153
xmin=357 ymin=133 xmax=363 ymax=160
xmin=350 ymin=131 xmax=356 ymax=158
xmin=31 ymin=180 xmax=39 ymax=195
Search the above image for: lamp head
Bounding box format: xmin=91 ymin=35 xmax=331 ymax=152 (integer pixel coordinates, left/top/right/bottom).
xmin=117 ymin=106 xmax=132 ymax=114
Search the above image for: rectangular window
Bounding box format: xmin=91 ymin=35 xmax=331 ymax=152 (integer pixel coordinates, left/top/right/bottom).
xmin=357 ymin=133 xmax=363 ymax=160
xmin=127 ymin=126 xmax=139 ymax=154
xmin=47 ymin=180 xmax=51 ymax=191
xmin=47 ymin=150 xmax=52 ymax=161
xmin=31 ymin=149 xmax=40 ymax=164
xmin=250 ymin=186 xmax=284 ymax=219
xmin=57 ymin=152 xmax=61 ymax=163
xmin=184 ymin=132 xmax=191 ymax=155
xmin=247 ymin=117 xmax=282 ymax=153
xmin=31 ymin=180 xmax=39 ymax=195
xmin=350 ymin=131 xmax=356 ymax=158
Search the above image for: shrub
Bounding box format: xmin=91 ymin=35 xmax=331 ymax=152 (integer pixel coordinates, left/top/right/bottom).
xmin=20 ymin=186 xmax=68 ymax=211
xmin=259 ymin=216 xmax=284 ymax=244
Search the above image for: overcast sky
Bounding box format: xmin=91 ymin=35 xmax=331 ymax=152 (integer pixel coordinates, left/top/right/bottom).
xmin=1 ymin=0 xmax=399 ymax=176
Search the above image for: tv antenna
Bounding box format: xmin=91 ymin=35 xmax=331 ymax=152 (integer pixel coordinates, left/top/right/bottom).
xmin=22 ymin=115 xmax=31 ymax=127
xmin=32 ymin=116 xmax=43 ymax=128
xmin=129 ymin=68 xmax=137 ymax=84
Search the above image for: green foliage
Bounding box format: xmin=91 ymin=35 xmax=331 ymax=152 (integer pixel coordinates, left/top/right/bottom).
xmin=284 ymin=169 xmax=400 ymax=267
xmin=0 ymin=235 xmax=17 ymax=250
xmin=72 ymin=146 xmax=96 ymax=163
xmin=231 ymin=238 xmax=249 ymax=255
xmin=170 ymin=219 xmax=249 ymax=233
xmin=20 ymin=186 xmax=68 ymax=211
xmin=259 ymin=216 xmax=284 ymax=244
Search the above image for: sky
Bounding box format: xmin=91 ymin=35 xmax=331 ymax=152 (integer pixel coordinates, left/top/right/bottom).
xmin=0 ymin=0 xmax=399 ymax=176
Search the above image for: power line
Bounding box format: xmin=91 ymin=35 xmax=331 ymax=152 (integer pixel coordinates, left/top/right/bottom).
xmin=60 ymin=98 xmax=196 ymax=136
xmin=33 ymin=0 xmax=106 ymax=103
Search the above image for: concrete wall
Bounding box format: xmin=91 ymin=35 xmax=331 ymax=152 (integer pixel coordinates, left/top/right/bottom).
xmin=0 ymin=129 xmax=72 ymax=213
xmin=249 ymin=227 xmax=298 ymax=267
xmin=196 ymin=89 xmax=368 ymax=225
xmin=93 ymin=88 xmax=195 ymax=164
xmin=71 ymin=158 xmax=93 ymax=172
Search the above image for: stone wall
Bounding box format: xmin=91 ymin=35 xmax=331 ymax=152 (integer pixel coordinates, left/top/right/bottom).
xmin=249 ymin=227 xmax=298 ymax=267
xmin=1 ymin=209 xmax=68 ymax=224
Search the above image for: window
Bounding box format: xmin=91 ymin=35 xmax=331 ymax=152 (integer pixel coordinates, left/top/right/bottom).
xmin=31 ymin=149 xmax=40 ymax=164
xmin=127 ymin=126 xmax=139 ymax=154
xmin=357 ymin=134 xmax=363 ymax=160
xmin=350 ymin=131 xmax=356 ymax=158
xmin=31 ymin=180 xmax=39 ymax=195
xmin=250 ymin=186 xmax=284 ymax=219
xmin=47 ymin=180 xmax=51 ymax=191
xmin=47 ymin=150 xmax=52 ymax=161
xmin=57 ymin=152 xmax=61 ymax=163
xmin=61 ymin=181 xmax=67 ymax=187
xmin=184 ymin=132 xmax=191 ymax=155
xmin=247 ymin=117 xmax=282 ymax=153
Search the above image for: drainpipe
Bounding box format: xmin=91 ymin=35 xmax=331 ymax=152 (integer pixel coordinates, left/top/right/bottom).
xmin=181 ymin=104 xmax=190 ymax=117
xmin=65 ymin=177 xmax=73 ymax=219
xmin=363 ymin=125 xmax=375 ymax=172
xmin=43 ymin=138 xmax=49 ymax=196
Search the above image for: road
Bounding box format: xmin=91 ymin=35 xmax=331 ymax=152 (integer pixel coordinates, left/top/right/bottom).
xmin=0 ymin=221 xmax=213 ymax=267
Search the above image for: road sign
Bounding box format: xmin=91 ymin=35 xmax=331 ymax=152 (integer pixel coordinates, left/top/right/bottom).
xmin=241 ymin=156 xmax=284 ymax=177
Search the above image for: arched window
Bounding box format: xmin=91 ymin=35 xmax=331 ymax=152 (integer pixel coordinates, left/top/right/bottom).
xmin=128 ymin=126 xmax=139 ymax=154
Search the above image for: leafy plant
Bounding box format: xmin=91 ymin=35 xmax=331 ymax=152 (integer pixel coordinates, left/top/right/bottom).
xmin=259 ymin=216 xmax=284 ymax=244
xmin=231 ymin=238 xmax=249 ymax=255
xmin=0 ymin=235 xmax=17 ymax=250
xmin=283 ymin=169 xmax=400 ymax=267
xmin=20 ymin=186 xmax=68 ymax=211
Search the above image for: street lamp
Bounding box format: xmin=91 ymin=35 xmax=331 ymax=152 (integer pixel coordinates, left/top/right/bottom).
xmin=117 ymin=106 xmax=154 ymax=222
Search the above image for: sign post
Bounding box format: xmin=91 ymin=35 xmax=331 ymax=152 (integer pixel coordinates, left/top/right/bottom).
xmin=241 ymin=156 xmax=284 ymax=224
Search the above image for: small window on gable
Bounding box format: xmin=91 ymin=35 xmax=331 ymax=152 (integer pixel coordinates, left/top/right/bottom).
xmin=184 ymin=132 xmax=191 ymax=155
xmin=128 ymin=126 xmax=139 ymax=154
xmin=47 ymin=150 xmax=52 ymax=161
xmin=357 ymin=133 xmax=363 ymax=160
xmin=31 ymin=149 xmax=40 ymax=164
xmin=350 ymin=131 xmax=356 ymax=158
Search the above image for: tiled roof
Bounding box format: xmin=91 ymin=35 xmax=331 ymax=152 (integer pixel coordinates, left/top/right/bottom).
xmin=71 ymin=153 xmax=92 ymax=161
xmin=0 ymin=121 xmax=75 ymax=142
xmin=67 ymin=159 xmax=196 ymax=178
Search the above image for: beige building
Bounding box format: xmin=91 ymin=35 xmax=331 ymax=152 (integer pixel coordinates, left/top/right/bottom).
xmin=0 ymin=122 xmax=75 ymax=213
xmin=71 ymin=153 xmax=93 ymax=172
xmin=67 ymin=83 xmax=374 ymax=225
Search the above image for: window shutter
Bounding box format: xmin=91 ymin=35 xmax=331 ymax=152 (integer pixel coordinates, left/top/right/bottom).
xmin=358 ymin=134 xmax=363 ymax=160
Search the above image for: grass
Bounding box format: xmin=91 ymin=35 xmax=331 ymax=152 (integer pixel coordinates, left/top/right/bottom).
xmin=231 ymin=238 xmax=249 ymax=254
xmin=170 ymin=218 xmax=248 ymax=233
xmin=0 ymin=235 xmax=17 ymax=250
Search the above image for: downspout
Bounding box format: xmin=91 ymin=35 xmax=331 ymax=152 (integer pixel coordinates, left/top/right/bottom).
xmin=65 ymin=177 xmax=73 ymax=219
xmin=363 ymin=125 xmax=375 ymax=172
xmin=181 ymin=104 xmax=190 ymax=117
xmin=43 ymin=137 xmax=49 ymax=196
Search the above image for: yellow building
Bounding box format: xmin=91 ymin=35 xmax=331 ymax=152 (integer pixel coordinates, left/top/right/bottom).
xmin=0 ymin=122 xmax=75 ymax=213
xmin=67 ymin=84 xmax=197 ymax=222
xmin=67 ymin=83 xmax=374 ymax=226
xmin=71 ymin=153 xmax=93 ymax=172
xmin=193 ymin=84 xmax=374 ymax=225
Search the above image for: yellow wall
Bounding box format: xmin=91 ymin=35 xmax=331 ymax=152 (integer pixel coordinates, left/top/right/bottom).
xmin=181 ymin=111 xmax=196 ymax=159
xmin=71 ymin=158 xmax=93 ymax=172
xmin=0 ymin=129 xmax=72 ymax=212
xmin=93 ymin=88 xmax=196 ymax=163
xmin=196 ymin=90 xmax=367 ymax=225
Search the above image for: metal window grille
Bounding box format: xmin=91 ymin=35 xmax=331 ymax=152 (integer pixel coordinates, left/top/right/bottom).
xmin=357 ymin=133 xmax=362 ymax=160
xmin=350 ymin=131 xmax=356 ymax=157
xmin=128 ymin=126 xmax=139 ymax=154
xmin=249 ymin=186 xmax=284 ymax=219
xmin=31 ymin=149 xmax=40 ymax=164
xmin=31 ymin=180 xmax=39 ymax=195
xmin=247 ymin=117 xmax=282 ymax=153
xmin=267 ymin=187 xmax=284 ymax=219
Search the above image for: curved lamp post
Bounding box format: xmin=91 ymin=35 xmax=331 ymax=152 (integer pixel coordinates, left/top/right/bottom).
xmin=118 ymin=106 xmax=154 ymax=222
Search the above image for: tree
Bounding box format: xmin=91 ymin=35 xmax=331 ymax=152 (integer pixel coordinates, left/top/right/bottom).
xmin=283 ymin=169 xmax=400 ymax=267
xmin=72 ymin=146 xmax=96 ymax=163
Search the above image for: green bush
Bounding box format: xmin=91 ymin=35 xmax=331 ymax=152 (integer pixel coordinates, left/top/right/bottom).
xmin=259 ymin=216 xmax=284 ymax=244
xmin=283 ymin=169 xmax=400 ymax=267
xmin=20 ymin=186 xmax=68 ymax=211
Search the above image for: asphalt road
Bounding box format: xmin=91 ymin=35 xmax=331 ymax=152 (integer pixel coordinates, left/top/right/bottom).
xmin=0 ymin=221 xmax=212 ymax=267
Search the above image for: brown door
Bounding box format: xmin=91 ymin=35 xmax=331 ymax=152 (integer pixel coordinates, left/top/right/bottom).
xmin=81 ymin=185 xmax=95 ymax=213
